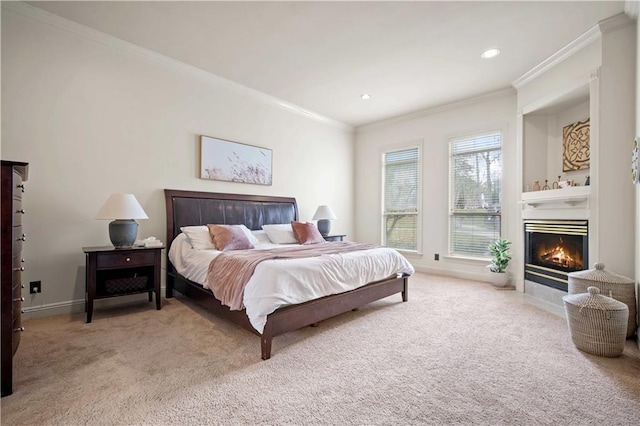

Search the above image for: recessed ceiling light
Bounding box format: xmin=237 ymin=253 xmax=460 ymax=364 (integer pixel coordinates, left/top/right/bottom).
xmin=360 ymin=94 xmax=371 ymax=100
xmin=481 ymin=48 xmax=501 ymax=59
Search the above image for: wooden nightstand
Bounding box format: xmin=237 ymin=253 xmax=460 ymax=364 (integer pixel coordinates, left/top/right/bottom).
xmin=323 ymin=234 xmax=345 ymax=242
xmin=83 ymin=246 xmax=163 ymax=323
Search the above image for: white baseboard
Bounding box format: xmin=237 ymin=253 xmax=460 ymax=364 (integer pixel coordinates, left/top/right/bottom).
xmin=23 ymin=286 xmax=167 ymax=319
xmin=413 ymin=265 xmax=505 ymax=285
xmin=22 ymin=299 xmax=86 ymax=318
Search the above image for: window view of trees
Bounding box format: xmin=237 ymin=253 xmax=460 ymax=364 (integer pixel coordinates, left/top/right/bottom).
xmin=383 ymin=148 xmax=419 ymax=251
xmin=450 ymin=132 xmax=502 ymax=257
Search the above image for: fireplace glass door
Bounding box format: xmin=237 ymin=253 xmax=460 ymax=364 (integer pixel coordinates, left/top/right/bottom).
xmin=524 ymin=220 xmax=588 ymax=291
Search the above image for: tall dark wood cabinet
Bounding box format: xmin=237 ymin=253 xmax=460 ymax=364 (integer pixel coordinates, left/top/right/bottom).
xmin=1 ymin=160 xmax=28 ymax=397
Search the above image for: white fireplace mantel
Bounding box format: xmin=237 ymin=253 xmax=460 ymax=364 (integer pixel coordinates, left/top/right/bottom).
xmin=520 ymin=186 xmax=590 ymax=208
xmin=520 ymin=186 xmax=590 ymax=221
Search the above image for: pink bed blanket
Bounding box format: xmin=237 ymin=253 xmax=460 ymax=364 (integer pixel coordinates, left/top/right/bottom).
xmin=205 ymin=242 xmax=377 ymax=310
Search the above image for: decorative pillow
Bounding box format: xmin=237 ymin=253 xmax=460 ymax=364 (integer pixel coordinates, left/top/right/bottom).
xmin=207 ymin=224 xmax=255 ymax=251
xmin=291 ymin=221 xmax=326 ymax=245
xmin=180 ymin=225 xmax=216 ymax=250
xmin=261 ymin=224 xmax=298 ymax=244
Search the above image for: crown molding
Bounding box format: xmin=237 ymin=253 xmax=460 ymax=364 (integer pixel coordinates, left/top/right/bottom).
xmin=512 ymin=13 xmax=633 ymax=90
xmin=2 ymin=1 xmax=353 ymax=132
xmin=624 ymin=0 xmax=640 ymax=19
xmin=598 ymin=11 xmax=635 ymax=34
xmin=356 ymin=87 xmax=515 ymax=133
xmin=511 ymin=25 xmax=601 ymax=89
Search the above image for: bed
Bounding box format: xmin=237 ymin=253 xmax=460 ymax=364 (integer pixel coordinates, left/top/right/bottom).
xmin=164 ymin=189 xmax=413 ymax=359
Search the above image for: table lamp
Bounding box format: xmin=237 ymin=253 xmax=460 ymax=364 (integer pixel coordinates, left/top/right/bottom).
xmin=312 ymin=205 xmax=337 ymax=236
xmin=95 ymin=193 xmax=148 ymax=248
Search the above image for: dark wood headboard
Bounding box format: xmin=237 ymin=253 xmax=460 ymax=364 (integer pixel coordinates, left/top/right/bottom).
xmin=164 ymin=189 xmax=298 ymax=246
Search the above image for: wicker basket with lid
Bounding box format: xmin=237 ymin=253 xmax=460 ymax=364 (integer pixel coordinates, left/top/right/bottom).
xmin=563 ymin=286 xmax=629 ymax=357
xmin=567 ymin=263 xmax=636 ymax=338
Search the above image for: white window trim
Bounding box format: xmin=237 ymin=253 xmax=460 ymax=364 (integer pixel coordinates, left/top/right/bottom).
xmin=447 ymin=129 xmax=504 ymax=260
xmin=380 ymin=142 xmax=423 ymax=255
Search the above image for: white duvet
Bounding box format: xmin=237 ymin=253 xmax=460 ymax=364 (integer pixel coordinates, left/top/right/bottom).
xmin=168 ymin=233 xmax=415 ymax=333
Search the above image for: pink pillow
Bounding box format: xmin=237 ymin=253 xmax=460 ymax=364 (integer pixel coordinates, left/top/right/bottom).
xmin=207 ymin=224 xmax=254 ymax=251
xmin=291 ymin=221 xmax=326 ymax=245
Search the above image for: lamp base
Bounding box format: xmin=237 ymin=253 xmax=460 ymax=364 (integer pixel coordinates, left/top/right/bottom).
xmin=317 ymin=219 xmax=331 ymax=236
xmin=109 ymin=219 xmax=139 ymax=248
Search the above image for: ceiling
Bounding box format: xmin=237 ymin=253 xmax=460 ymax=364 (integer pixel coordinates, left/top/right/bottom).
xmin=28 ymin=1 xmax=626 ymax=127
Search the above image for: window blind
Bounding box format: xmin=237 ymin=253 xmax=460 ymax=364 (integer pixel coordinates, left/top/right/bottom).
xmin=383 ymin=147 xmax=419 ymax=251
xmin=450 ymin=132 xmax=502 ymax=257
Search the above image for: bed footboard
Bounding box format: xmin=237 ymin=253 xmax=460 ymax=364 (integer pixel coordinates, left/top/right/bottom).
xmin=260 ymin=274 xmax=409 ymax=360
xmin=170 ymin=271 xmax=408 ymax=360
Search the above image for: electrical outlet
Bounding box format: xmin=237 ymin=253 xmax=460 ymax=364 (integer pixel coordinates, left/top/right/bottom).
xmin=434 ymin=253 xmax=439 ymax=261
xmin=30 ymin=281 xmax=41 ymax=294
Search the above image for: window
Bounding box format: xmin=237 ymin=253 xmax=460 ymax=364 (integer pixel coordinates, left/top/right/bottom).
xmin=382 ymin=147 xmax=420 ymax=252
xmin=449 ymin=131 xmax=502 ymax=258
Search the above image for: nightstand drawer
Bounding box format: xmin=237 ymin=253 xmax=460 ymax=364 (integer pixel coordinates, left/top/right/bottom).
xmin=97 ymin=251 xmax=155 ymax=269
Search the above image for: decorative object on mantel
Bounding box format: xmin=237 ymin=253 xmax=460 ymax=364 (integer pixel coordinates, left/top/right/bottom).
xmin=95 ymin=193 xmax=149 ymax=248
xmin=567 ymin=263 xmax=636 ymax=338
xmin=584 ymin=175 xmax=590 ymax=186
xmin=563 ymin=286 xmax=628 ymax=357
xmin=200 ymin=135 xmax=273 ymax=185
xmin=542 ymin=179 xmax=550 ymax=190
xmin=562 ymin=118 xmax=590 ymax=172
xmin=533 ymin=180 xmax=540 ymax=191
xmin=631 ymin=137 xmax=639 ymax=184
xmin=312 ymin=205 xmax=337 ymax=236
xmin=486 ymin=238 xmax=511 ymax=287
xmin=552 ymin=175 xmax=561 ymax=189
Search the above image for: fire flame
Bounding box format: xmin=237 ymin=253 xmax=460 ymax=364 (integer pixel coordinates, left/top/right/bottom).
xmin=538 ymin=238 xmax=581 ymax=270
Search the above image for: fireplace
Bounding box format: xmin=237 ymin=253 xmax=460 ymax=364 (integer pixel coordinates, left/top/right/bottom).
xmin=524 ymin=220 xmax=588 ymax=291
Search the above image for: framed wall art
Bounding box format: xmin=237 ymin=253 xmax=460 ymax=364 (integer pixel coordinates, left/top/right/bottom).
xmin=200 ymin=135 xmax=273 ymax=185
xmin=562 ymin=118 xmax=590 ymax=172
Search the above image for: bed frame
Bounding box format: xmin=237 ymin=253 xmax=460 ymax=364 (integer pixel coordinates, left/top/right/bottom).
xmin=164 ymin=189 xmax=409 ymax=359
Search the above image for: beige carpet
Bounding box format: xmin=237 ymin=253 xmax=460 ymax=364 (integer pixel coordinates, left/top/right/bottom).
xmin=1 ymin=273 xmax=639 ymax=425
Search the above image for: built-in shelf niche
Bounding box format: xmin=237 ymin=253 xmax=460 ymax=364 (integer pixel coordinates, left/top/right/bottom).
xmin=522 ymin=83 xmax=591 ymax=194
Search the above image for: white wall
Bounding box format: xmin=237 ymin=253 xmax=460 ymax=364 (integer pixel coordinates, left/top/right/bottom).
xmin=521 ymin=101 xmax=590 ymax=192
xmin=516 ymin=16 xmax=636 ymax=303
xmin=354 ymin=90 xmax=517 ymax=282
xmin=598 ymin=22 xmax=636 ymax=279
xmin=635 ymin=7 xmax=640 ymax=346
xmin=522 ymin=115 xmax=549 ymax=191
xmin=1 ymin=7 xmax=354 ymax=314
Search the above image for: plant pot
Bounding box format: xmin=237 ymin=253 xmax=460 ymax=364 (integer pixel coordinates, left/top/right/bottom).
xmin=488 ymin=271 xmax=509 ymax=287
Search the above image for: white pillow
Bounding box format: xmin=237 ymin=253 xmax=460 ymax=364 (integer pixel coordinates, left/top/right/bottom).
xmin=251 ymin=230 xmax=272 ymax=244
xmin=180 ymin=224 xmax=258 ymax=249
xmin=238 ymin=225 xmax=260 ymax=245
xmin=180 ymin=226 xmax=215 ymax=250
xmin=261 ymin=224 xmax=298 ymax=244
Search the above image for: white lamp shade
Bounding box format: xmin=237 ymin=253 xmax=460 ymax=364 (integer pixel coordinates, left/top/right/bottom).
xmin=95 ymin=193 xmax=149 ymax=220
xmin=312 ymin=205 xmax=337 ymax=221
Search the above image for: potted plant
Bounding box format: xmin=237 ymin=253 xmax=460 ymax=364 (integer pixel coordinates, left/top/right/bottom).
xmin=487 ymin=238 xmax=511 ymax=287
